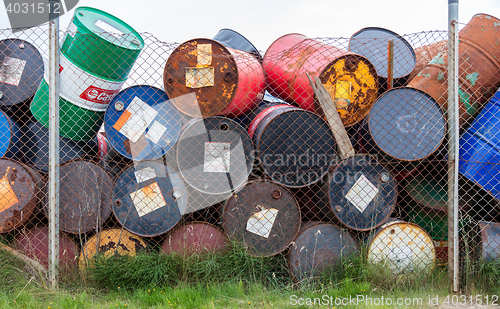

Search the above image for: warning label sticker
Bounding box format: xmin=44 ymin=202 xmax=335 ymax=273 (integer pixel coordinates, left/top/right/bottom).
xmin=345 ymin=174 xmax=379 ymax=213
xmin=0 ymin=56 xmax=26 ymax=86
xmin=204 ymin=142 xmax=230 ymax=173
xmin=113 ymin=97 xmax=158 ymax=143
xmin=130 ymin=182 xmax=166 ymax=217
xmin=246 ymin=208 xmax=279 ymax=238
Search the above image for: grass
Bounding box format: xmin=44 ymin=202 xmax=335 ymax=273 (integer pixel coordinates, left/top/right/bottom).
xmin=0 ymin=241 xmax=498 ymax=308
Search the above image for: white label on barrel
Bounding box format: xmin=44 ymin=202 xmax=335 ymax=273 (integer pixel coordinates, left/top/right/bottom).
xmin=197 ymin=44 xmax=212 ymax=66
xmin=95 ymin=19 xmax=123 ymax=38
xmin=130 ymin=182 xmax=166 ymax=217
xmin=185 ymin=67 xmax=215 ymax=88
xmin=204 ymin=142 xmax=230 ymax=173
xmin=246 ymin=208 xmax=279 ymax=238
xmin=388 ymin=245 xmax=413 ymax=272
xmin=0 ymin=56 xmax=26 ymax=86
xmin=145 ymin=121 xmax=167 ymax=144
xmin=66 ymin=21 xmax=77 ymax=37
xmin=134 ymin=167 xmax=157 ymax=184
xmin=117 ymin=97 xmax=157 ymax=143
xmin=345 ymin=174 xmax=379 ymax=213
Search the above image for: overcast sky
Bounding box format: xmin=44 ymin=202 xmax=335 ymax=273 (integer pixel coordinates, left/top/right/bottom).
xmin=1 ymin=0 xmax=500 ymax=52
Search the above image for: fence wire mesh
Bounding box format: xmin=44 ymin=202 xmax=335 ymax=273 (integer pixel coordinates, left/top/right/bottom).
xmin=0 ymin=9 xmax=498 ymax=293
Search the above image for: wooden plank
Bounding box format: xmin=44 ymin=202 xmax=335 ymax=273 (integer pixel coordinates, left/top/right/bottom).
xmin=306 ymin=74 xmax=355 ymax=160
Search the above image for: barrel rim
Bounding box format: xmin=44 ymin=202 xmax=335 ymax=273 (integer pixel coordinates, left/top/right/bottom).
xmin=213 ymin=28 xmax=263 ymax=62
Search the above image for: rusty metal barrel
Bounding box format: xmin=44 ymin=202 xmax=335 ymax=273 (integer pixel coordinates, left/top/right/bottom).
xmin=14 ymin=226 xmax=79 ymax=270
xmin=479 ymin=221 xmax=500 ymax=262
xmin=408 ymin=40 xmax=447 ymax=81
xmin=223 ymin=180 xmax=301 ymax=257
xmin=263 ymin=33 xmax=378 ymax=127
xmin=163 ymin=37 xmax=265 ymax=118
xmin=288 ymin=222 xmax=358 ymax=282
xmin=248 ymin=105 xmax=337 ymax=188
xmin=161 ymin=222 xmax=228 ymax=256
xmin=0 ymin=158 xmax=44 ymax=233
xmin=79 ymin=228 xmax=147 ymax=269
xmin=43 ymin=159 xmax=113 ymax=234
xmin=112 ymin=160 xmax=187 ymax=237
xmin=408 ymin=14 xmax=500 ymax=128
xmin=366 ymin=220 xmax=436 ymax=275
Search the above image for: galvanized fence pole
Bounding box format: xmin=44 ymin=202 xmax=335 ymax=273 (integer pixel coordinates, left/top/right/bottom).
xmin=447 ymin=0 xmax=460 ymax=292
xmin=48 ymin=0 xmax=60 ymax=289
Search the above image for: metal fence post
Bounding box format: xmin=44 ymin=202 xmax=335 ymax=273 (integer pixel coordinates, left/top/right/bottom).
xmin=48 ymin=0 xmax=60 ymax=289
xmin=447 ymin=0 xmax=459 ymax=293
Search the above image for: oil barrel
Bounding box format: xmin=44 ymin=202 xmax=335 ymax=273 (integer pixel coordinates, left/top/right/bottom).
xmin=249 ymin=105 xmax=337 ymax=188
xmin=176 ymin=116 xmax=254 ymax=195
xmin=212 ymin=28 xmax=262 ymax=63
xmin=349 ymin=27 xmax=416 ymax=93
xmin=104 ymin=85 xmax=182 ymax=161
xmin=288 ymin=222 xmax=358 ymax=282
xmin=263 ymin=33 xmax=378 ymax=127
xmin=223 ymin=180 xmax=301 ymax=257
xmin=478 ymin=221 xmax=500 ymax=262
xmin=43 ymin=159 xmax=113 ymax=234
xmin=0 ymin=108 xmax=21 ymax=160
xmin=408 ymin=40 xmax=447 ymax=82
xmin=161 ymin=222 xmax=228 ymax=256
xmin=112 ymin=160 xmax=186 ymax=237
xmin=163 ymin=38 xmax=265 ymax=118
xmin=0 ymin=158 xmax=44 ymax=233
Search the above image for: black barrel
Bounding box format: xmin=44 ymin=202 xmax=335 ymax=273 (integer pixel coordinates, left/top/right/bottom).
xmin=0 ymin=39 xmax=44 ymax=121
xmin=176 ymin=116 xmax=254 ymax=195
xmin=223 ymin=180 xmax=301 ymax=257
xmin=212 ymin=28 xmax=262 ymax=63
xmin=21 ymin=119 xmax=98 ymax=173
xmin=249 ymin=105 xmax=337 ymax=188
xmin=44 ymin=159 xmax=113 ymax=234
xmin=112 ymin=160 xmax=187 ymax=237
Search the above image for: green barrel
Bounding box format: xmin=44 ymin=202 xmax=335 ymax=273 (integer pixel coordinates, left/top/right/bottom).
xmin=31 ymin=78 xmax=104 ymax=141
xmin=404 ymin=202 xmax=448 ymax=240
xmin=60 ymin=6 xmax=144 ymax=81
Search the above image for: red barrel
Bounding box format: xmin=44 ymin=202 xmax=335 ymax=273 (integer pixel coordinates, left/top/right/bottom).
xmin=14 ymin=226 xmax=79 ymax=270
xmin=263 ymin=33 xmax=378 ymax=127
xmin=223 ymin=180 xmax=301 ymax=257
xmin=161 ymin=222 xmax=228 ymax=256
xmin=163 ymin=38 xmax=265 ymax=118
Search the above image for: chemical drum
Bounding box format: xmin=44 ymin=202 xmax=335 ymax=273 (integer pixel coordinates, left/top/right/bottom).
xmin=366 ymin=220 xmax=436 ymax=275
xmin=21 ymin=119 xmax=98 ymax=173
xmin=223 ymin=181 xmax=301 ymax=257
xmin=249 ymin=105 xmax=337 ymax=188
xmin=43 ymin=159 xmax=113 ymax=234
xmin=163 ymin=37 xmax=265 ymax=118
xmin=104 ymin=85 xmax=182 ymax=161
xmin=176 ymin=117 xmax=254 ymax=195
xmin=14 ymin=226 xmax=79 ymax=270
xmin=478 ymin=221 xmax=500 ymax=262
xmin=79 ymin=228 xmax=147 ymax=269
xmin=212 ymin=28 xmax=262 ymax=63
xmin=349 ymin=27 xmax=416 ymax=92
xmin=288 ymin=222 xmax=358 ymax=282
xmin=0 ymin=39 xmax=44 ymax=120
xmin=161 ymin=222 xmax=228 ymax=256
xmin=263 ymin=33 xmax=378 ymax=127
xmin=326 ymin=154 xmax=397 ymax=231
xmin=112 ymin=160 xmax=187 ymax=237
xmin=0 ymin=108 xmax=21 ymax=160
xmin=0 ymin=158 xmax=44 ymax=233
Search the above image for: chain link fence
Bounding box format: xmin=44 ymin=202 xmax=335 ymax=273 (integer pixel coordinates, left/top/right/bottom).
xmin=0 ymin=6 xmax=498 ymax=292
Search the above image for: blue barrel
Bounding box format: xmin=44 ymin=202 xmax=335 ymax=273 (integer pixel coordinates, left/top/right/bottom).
xmin=0 ymin=109 xmax=21 ymax=160
xmin=460 ymin=89 xmax=500 ymax=201
xmin=104 ymin=85 xmax=182 ymax=161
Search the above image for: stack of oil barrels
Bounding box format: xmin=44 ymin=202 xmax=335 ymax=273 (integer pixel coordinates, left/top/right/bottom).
xmin=0 ymin=8 xmax=498 ymax=279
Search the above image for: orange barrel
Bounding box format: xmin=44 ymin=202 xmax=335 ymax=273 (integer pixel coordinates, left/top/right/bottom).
xmin=223 ymin=180 xmax=301 ymax=257
xmin=79 ymin=228 xmax=147 ymax=269
xmin=288 ymin=222 xmax=358 ymax=282
xmin=349 ymin=27 xmax=416 ymax=93
xmin=161 ymin=222 xmax=228 ymax=256
xmin=366 ymin=220 xmax=436 ymax=275
xmin=163 ymin=38 xmax=265 ymax=118
xmin=263 ymin=33 xmax=378 ymax=127
xmin=408 ymin=14 xmax=500 ymax=128
xmin=0 ymin=158 xmax=44 ymax=233
xmin=112 ymin=159 xmax=187 ymax=237
xmin=408 ymin=40 xmax=447 ymax=81
xmin=43 ymin=159 xmax=113 ymax=234
xmin=14 ymin=226 xmax=79 ymax=270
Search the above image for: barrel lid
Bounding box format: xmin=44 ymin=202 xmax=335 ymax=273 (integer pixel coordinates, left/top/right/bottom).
xmin=0 ymin=39 xmax=44 ymax=107
xmin=104 ymin=85 xmax=182 ymax=161
xmin=112 ymin=160 xmax=186 ymax=237
xmin=349 ymin=27 xmax=416 ymax=79
xmin=212 ymin=28 xmax=263 ymax=63
xmin=368 ymin=87 xmax=445 ymax=161
xmin=71 ymin=6 xmax=144 ymax=50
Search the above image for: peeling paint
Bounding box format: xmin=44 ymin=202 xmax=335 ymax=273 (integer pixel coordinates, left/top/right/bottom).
xmin=429 ymin=52 xmax=446 ymax=65
xmin=495 ymin=22 xmax=500 ymax=27
xmin=437 ymin=71 xmax=445 ymax=81
xmin=466 ymin=72 xmax=479 ymax=86
xmin=459 ymin=88 xmax=477 ymax=117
